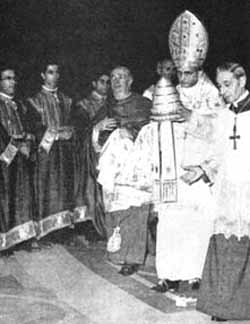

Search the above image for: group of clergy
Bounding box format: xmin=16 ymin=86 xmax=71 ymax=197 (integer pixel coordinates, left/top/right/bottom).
xmin=0 ymin=62 xmax=89 ymax=254
xmin=1 ymin=9 xmax=250 ymax=322
xmin=92 ymin=11 xmax=250 ymax=322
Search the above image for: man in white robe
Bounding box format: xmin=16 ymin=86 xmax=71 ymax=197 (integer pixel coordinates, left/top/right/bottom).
xmin=152 ymin=10 xmax=223 ymax=292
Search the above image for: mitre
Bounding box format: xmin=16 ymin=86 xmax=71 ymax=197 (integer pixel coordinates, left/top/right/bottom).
xmin=168 ymin=10 xmax=209 ymax=70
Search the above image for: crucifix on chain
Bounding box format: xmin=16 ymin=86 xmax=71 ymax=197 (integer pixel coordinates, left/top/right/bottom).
xmin=229 ymin=117 xmax=240 ymax=150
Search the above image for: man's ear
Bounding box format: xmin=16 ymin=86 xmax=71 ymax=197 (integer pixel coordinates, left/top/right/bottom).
xmin=156 ymin=62 xmax=162 ymax=76
xmin=92 ymin=81 xmax=97 ymax=89
xmin=128 ymin=77 xmax=133 ymax=89
xmin=239 ymin=75 xmax=247 ymax=89
xmin=41 ymin=72 xmax=45 ymax=81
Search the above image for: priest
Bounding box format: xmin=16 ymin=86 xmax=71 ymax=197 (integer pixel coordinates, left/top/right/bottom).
xmin=197 ymin=62 xmax=250 ymax=321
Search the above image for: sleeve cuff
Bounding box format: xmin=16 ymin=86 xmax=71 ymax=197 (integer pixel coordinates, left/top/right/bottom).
xmin=0 ymin=142 xmax=18 ymax=165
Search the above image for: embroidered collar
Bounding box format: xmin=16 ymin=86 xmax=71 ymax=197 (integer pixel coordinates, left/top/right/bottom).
xmin=0 ymin=92 xmax=14 ymax=101
xmin=42 ymin=85 xmax=58 ymax=94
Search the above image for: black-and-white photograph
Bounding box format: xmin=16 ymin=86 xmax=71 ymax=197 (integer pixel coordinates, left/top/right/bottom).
xmin=0 ymin=0 xmax=250 ymax=323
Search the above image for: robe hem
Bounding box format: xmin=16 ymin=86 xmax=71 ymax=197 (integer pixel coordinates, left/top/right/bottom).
xmin=0 ymin=220 xmax=36 ymax=251
xmin=36 ymin=210 xmax=73 ymax=239
xmin=72 ymin=206 xmax=88 ymax=223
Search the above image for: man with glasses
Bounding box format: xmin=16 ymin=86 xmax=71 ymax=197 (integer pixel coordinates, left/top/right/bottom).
xmin=0 ymin=66 xmax=36 ymax=255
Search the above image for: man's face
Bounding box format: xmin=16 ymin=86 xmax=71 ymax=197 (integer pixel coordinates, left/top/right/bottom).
xmin=42 ymin=65 xmax=60 ymax=88
xmin=0 ymin=70 xmax=16 ymax=96
xmin=177 ymin=67 xmax=199 ymax=88
xmin=110 ymin=68 xmax=132 ymax=96
xmin=160 ymin=61 xmax=176 ymax=80
xmin=93 ymin=74 xmax=110 ymax=96
xmin=216 ymin=70 xmax=244 ymax=104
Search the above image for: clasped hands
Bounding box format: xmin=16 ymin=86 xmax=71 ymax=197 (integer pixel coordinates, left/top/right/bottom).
xmin=48 ymin=127 xmax=73 ymax=141
xmin=11 ymin=134 xmax=32 ymax=158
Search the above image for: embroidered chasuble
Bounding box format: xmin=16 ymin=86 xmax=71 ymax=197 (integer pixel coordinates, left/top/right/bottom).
xmin=0 ymin=94 xmax=36 ymax=250
xmin=26 ymin=88 xmax=79 ymax=238
xmin=197 ymin=93 xmax=250 ymax=320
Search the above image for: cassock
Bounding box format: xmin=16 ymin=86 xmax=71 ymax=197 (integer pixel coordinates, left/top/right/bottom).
xmin=197 ymin=91 xmax=250 ymax=320
xmin=26 ymin=87 xmax=79 ymax=239
xmin=95 ymin=93 xmax=152 ymax=264
xmin=0 ymin=93 xmax=36 ymax=251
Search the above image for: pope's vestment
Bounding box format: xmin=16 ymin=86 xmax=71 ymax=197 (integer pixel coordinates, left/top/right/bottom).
xmin=155 ymin=72 xmax=222 ymax=281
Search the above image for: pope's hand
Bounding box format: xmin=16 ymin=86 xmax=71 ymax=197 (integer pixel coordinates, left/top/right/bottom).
xmin=178 ymin=108 xmax=192 ymax=121
xmin=180 ymin=166 xmax=204 ymax=185
xmin=95 ymin=118 xmax=117 ymax=131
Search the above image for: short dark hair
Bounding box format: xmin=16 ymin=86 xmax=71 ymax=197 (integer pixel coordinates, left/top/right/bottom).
xmin=217 ymin=62 xmax=246 ymax=80
xmin=40 ymin=59 xmax=60 ymax=74
xmin=159 ymin=58 xmax=174 ymax=66
xmin=92 ymin=70 xmax=109 ymax=83
xmin=0 ymin=63 xmax=16 ymax=76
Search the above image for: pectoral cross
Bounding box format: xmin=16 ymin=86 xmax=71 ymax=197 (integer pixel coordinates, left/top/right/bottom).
xmin=229 ymin=117 xmax=240 ymax=150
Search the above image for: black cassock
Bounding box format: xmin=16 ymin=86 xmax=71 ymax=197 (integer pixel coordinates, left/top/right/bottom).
xmin=0 ymin=94 xmax=36 ymax=251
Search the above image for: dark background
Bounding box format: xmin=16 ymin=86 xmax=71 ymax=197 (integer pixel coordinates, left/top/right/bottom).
xmin=0 ymin=0 xmax=250 ymax=98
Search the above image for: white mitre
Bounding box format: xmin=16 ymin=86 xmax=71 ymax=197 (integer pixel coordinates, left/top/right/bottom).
xmin=169 ymin=10 xmax=209 ymax=70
